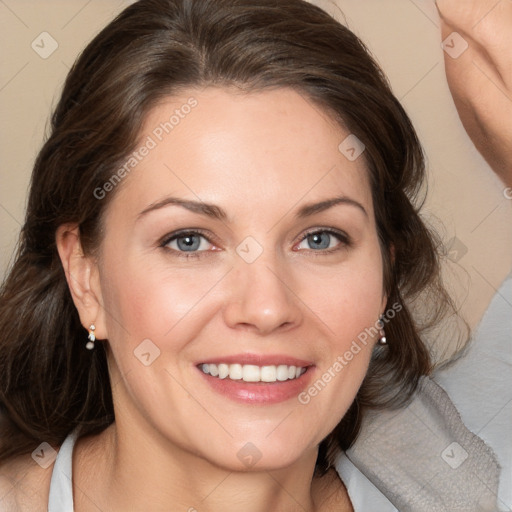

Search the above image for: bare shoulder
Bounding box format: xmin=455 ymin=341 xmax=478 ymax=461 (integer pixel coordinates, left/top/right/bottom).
xmin=0 ymin=451 xmax=53 ymax=512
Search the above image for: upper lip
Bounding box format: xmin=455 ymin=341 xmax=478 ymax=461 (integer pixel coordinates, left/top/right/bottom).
xmin=197 ymin=353 xmax=314 ymax=368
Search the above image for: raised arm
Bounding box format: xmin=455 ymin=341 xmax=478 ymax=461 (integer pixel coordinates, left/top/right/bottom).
xmin=436 ymin=0 xmax=512 ymax=186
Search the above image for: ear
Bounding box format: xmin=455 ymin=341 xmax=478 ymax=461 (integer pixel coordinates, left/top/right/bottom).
xmin=56 ymin=224 xmax=108 ymax=340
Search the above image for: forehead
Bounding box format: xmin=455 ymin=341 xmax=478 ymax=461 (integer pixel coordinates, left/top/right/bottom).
xmin=107 ymin=87 xmax=373 ymax=221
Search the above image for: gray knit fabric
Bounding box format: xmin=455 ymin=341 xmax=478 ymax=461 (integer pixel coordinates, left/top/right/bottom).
xmin=346 ymin=376 xmax=501 ymax=511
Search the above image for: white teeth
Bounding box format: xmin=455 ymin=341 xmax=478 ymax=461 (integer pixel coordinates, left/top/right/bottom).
xmin=218 ymin=363 xmax=229 ymax=379
xmin=242 ymin=365 xmax=260 ymax=382
xmin=260 ymin=365 xmax=276 ymax=382
xmin=276 ymin=365 xmax=289 ymax=381
xmin=201 ymin=363 xmax=306 ymax=383
xmin=229 ymin=363 xmax=243 ymax=380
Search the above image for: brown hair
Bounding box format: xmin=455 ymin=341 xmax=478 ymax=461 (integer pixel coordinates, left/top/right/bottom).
xmin=0 ymin=0 xmax=456 ymax=474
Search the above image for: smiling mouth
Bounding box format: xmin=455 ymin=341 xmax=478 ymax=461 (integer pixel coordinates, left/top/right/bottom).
xmin=199 ymin=363 xmax=308 ymax=383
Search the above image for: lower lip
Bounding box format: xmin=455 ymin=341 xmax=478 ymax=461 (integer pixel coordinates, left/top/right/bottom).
xmin=197 ymin=367 xmax=315 ymax=404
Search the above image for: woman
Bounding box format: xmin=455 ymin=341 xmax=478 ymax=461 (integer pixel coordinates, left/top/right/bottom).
xmin=0 ymin=0 xmax=499 ymax=510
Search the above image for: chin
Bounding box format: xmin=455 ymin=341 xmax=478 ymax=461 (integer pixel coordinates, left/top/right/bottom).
xmin=191 ymin=430 xmax=321 ymax=474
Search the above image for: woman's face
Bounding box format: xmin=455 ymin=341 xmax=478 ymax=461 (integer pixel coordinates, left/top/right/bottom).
xmin=92 ymin=87 xmax=386 ymax=471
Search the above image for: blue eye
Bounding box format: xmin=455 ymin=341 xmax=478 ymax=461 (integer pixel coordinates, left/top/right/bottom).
xmin=296 ymin=230 xmax=347 ymax=251
xmin=163 ymin=232 xmax=213 ymax=252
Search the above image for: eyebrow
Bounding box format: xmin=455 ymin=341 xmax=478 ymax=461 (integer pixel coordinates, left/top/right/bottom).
xmin=138 ymin=197 xmax=227 ymax=221
xmin=137 ymin=195 xmax=367 ymax=221
xmin=297 ymin=196 xmax=368 ymax=218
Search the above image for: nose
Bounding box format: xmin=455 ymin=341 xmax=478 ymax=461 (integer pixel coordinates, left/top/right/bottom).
xmin=222 ymin=256 xmax=303 ymax=336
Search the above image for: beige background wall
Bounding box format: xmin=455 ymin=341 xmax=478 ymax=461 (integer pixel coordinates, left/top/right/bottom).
xmin=1 ymin=1 xmax=511 ymax=354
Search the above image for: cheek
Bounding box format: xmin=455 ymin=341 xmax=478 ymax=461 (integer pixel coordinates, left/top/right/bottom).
xmin=98 ymin=253 xmax=227 ymax=355
xmin=300 ymin=252 xmax=385 ymax=344
xmin=293 ymin=247 xmax=384 ymax=417
xmin=298 ymin=295 xmax=380 ymax=442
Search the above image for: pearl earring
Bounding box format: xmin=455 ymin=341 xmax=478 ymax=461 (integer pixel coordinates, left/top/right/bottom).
xmin=86 ymin=324 xmax=96 ymax=350
xmin=377 ymin=316 xmax=387 ymax=345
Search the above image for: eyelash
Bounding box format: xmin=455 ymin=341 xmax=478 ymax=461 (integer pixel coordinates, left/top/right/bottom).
xmin=159 ymin=228 xmax=351 ymax=258
xmin=159 ymin=229 xmax=217 ymax=259
xmin=295 ymin=228 xmax=351 ymax=255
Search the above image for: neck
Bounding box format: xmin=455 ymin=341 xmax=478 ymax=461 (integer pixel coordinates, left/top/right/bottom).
xmin=73 ymin=422 xmax=345 ymax=512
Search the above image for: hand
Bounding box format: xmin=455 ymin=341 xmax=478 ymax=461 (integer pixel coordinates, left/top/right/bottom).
xmin=436 ymin=0 xmax=512 ymax=186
